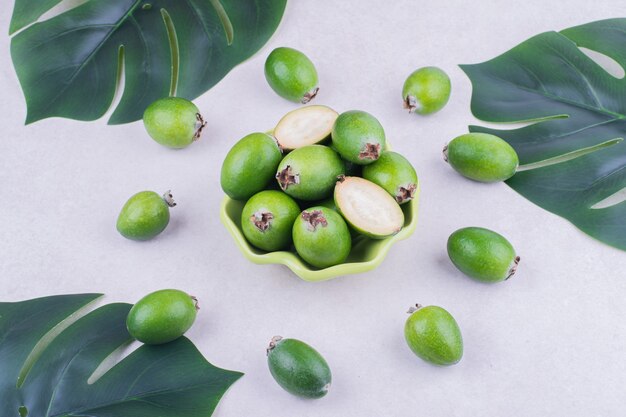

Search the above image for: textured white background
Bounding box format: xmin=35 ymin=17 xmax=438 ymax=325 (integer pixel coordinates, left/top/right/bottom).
xmin=2 ymin=1 xmax=626 ymax=416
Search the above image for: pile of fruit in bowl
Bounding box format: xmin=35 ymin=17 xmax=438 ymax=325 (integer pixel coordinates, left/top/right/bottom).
xmin=220 ymin=105 xmax=419 ymax=281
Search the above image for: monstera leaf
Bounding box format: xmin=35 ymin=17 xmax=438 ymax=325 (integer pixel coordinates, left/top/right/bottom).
xmin=9 ymin=0 xmax=287 ymax=124
xmin=0 ymin=294 xmax=243 ymax=417
xmin=461 ymin=18 xmax=626 ymax=251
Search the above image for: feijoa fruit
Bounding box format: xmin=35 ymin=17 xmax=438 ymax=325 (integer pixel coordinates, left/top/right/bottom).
xmin=276 ymin=145 xmax=345 ymax=201
xmin=402 ymin=66 xmax=451 ymax=115
xmin=241 ymin=190 xmax=300 ymax=251
xmin=292 ymin=207 xmax=351 ymax=268
xmin=127 ymin=289 xmax=198 ymax=345
xmin=221 ymin=132 xmax=282 ymax=200
xmin=265 ymin=47 xmax=319 ymax=104
xmin=404 ymin=304 xmax=463 ymax=366
xmin=447 ymin=227 xmax=520 ymax=283
xmin=334 ymin=176 xmax=404 ymax=238
xmin=267 ymin=336 xmax=332 ymax=399
xmin=444 ymin=133 xmax=519 ymax=182
xmin=331 ymin=110 xmax=386 ymax=165
xmin=274 ymin=105 xmax=338 ymax=151
xmin=362 ymin=151 xmax=418 ymax=204
xmin=143 ymin=97 xmax=206 ymax=148
xmin=116 ymin=191 xmax=175 ymax=241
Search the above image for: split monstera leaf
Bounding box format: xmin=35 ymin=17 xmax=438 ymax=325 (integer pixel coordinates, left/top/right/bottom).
xmin=0 ymin=294 xmax=242 ymax=417
xmin=9 ymin=0 xmax=287 ymax=124
xmin=461 ymin=18 xmax=626 ymax=251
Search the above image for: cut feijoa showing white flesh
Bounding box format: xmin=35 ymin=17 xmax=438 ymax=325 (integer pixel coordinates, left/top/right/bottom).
xmin=274 ymin=105 xmax=338 ymax=151
xmin=334 ymin=176 xmax=404 ymax=239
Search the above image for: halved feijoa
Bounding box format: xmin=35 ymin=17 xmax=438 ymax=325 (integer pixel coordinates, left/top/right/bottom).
xmin=265 ymin=47 xmax=319 ymax=104
xmin=444 ymin=133 xmax=519 ymax=182
xmin=447 ymin=227 xmax=520 ymax=283
xmin=362 ymin=151 xmax=418 ymax=204
xmin=221 ymin=132 xmax=282 ymax=200
xmin=404 ymin=304 xmax=463 ymax=366
xmin=292 ymin=207 xmax=351 ymax=268
xmin=274 ymin=105 xmax=338 ymax=151
xmin=241 ymin=191 xmax=300 ymax=251
xmin=331 ymin=110 xmax=386 ymax=165
xmin=276 ymin=145 xmax=345 ymax=201
xmin=267 ymin=336 xmax=332 ymax=399
xmin=334 ymin=176 xmax=404 ymax=238
xmin=127 ymin=289 xmax=198 ymax=345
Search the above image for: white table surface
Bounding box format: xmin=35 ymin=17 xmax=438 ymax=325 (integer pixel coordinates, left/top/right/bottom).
xmin=2 ymin=1 xmax=625 ymax=415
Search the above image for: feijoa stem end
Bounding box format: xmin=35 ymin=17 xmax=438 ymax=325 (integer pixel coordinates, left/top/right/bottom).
xmin=276 ymin=165 xmax=299 ymax=190
xmin=302 ymin=210 xmax=328 ymax=231
xmin=407 ymin=303 xmax=422 ymax=314
xmin=301 ymin=87 xmax=320 ymax=104
xmin=193 ymin=113 xmax=207 ymax=141
xmin=266 ymin=335 xmax=283 ymax=355
xmin=337 ymin=174 xmax=347 ymax=183
xmin=251 ymin=211 xmax=274 ymax=232
xmin=506 ymin=256 xmax=521 ymax=280
xmin=404 ymin=95 xmax=417 ymax=113
xmin=162 ymin=191 xmax=176 ymax=207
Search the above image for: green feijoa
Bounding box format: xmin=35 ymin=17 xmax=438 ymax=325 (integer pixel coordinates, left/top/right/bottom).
xmin=265 ymin=47 xmax=319 ymax=104
xmin=276 ymin=145 xmax=345 ymax=201
xmin=402 ymin=66 xmax=451 ymax=115
xmin=143 ymin=97 xmax=206 ymax=149
xmin=241 ymin=191 xmax=300 ymax=251
xmin=444 ymin=133 xmax=519 ymax=182
xmin=292 ymin=207 xmax=351 ymax=268
xmin=331 ymin=110 xmax=386 ymax=165
xmin=334 ymin=176 xmax=404 ymax=239
xmin=447 ymin=227 xmax=520 ymax=283
xmin=362 ymin=151 xmax=418 ymax=204
xmin=404 ymin=304 xmax=463 ymax=366
xmin=274 ymin=105 xmax=338 ymax=151
xmin=117 ymin=191 xmax=175 ymax=241
xmin=267 ymin=336 xmax=332 ymax=399
xmin=221 ymin=132 xmax=283 ymax=200
xmin=127 ymin=289 xmax=198 ymax=345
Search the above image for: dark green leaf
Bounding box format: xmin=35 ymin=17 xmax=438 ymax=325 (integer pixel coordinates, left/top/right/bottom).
xmin=9 ymin=0 xmax=287 ymax=124
xmin=461 ymin=18 xmax=626 ymax=251
xmin=0 ymin=294 xmax=243 ymax=417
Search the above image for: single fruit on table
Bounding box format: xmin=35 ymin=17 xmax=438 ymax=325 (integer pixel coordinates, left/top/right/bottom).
xmin=334 ymin=176 xmax=404 ymax=239
xmin=362 ymin=151 xmax=418 ymax=204
xmin=404 ymin=304 xmax=463 ymax=366
xmin=292 ymin=207 xmax=351 ymax=268
xmin=402 ymin=66 xmax=451 ymax=115
xmin=241 ymin=190 xmax=300 ymax=252
xmin=127 ymin=289 xmax=198 ymax=345
xmin=447 ymin=227 xmax=520 ymax=283
xmin=276 ymin=145 xmax=345 ymax=201
xmin=116 ymin=191 xmax=175 ymax=241
xmin=143 ymin=97 xmax=206 ymax=148
xmin=332 ymin=110 xmax=386 ymax=165
xmin=267 ymin=336 xmax=332 ymax=399
xmin=274 ymin=105 xmax=338 ymax=151
xmin=444 ymin=133 xmax=519 ymax=182
xmin=265 ymin=47 xmax=319 ymax=104
xmin=221 ymin=132 xmax=283 ymax=200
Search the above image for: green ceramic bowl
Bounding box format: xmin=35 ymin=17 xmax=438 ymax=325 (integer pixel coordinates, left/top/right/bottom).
xmin=220 ymin=186 xmax=419 ymax=282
